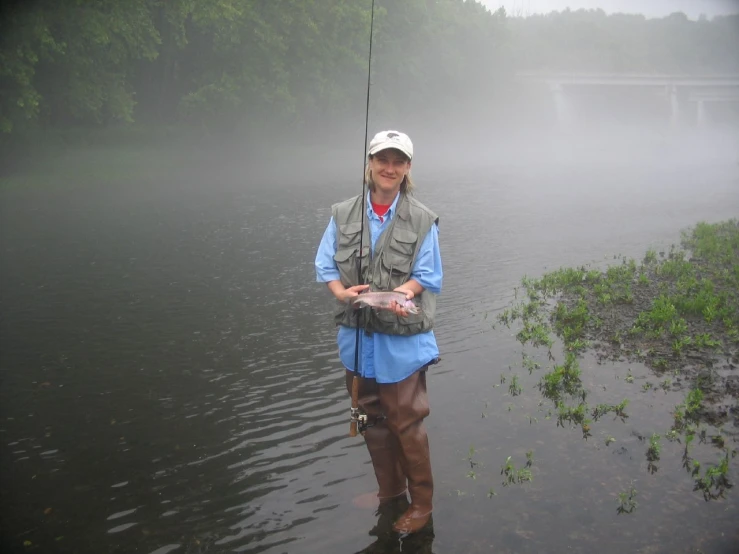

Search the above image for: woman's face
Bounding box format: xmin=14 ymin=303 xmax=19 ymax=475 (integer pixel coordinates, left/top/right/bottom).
xmin=369 ymin=149 xmax=411 ymax=194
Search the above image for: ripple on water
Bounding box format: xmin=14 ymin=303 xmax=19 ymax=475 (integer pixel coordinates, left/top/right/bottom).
xmin=106 ymin=508 xmax=138 ymax=520
xmin=107 ymin=522 xmax=138 ymax=534
xmin=148 ymin=546 xmax=181 ymax=554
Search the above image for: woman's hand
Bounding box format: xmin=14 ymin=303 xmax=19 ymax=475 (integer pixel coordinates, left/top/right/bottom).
xmin=326 ymin=281 xmax=369 ymax=304
xmin=339 ymin=284 xmax=370 ymax=304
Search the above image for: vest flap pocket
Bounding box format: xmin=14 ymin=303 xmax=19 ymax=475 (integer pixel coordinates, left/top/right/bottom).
xmin=389 ymin=229 xmax=417 ymax=257
xmin=382 ymin=252 xmax=412 ymax=274
xmin=334 ymin=248 xmax=355 ymax=263
xmin=334 ymin=245 xmax=369 ymax=263
xmin=338 ymin=222 xmax=365 ymax=249
xmin=393 ymin=229 xmax=418 ymax=244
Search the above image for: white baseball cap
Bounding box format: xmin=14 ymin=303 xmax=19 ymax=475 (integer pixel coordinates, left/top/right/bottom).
xmin=367 ymin=130 xmax=413 ymax=160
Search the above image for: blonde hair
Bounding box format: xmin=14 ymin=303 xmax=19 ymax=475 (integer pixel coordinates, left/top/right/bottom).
xmin=364 ymin=158 xmax=416 ymax=195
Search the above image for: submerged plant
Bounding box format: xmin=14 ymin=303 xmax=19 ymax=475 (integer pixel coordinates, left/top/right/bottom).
xmin=617 ymin=484 xmax=638 ymax=514
xmin=466 ymin=445 xmax=477 ymax=469
xmin=685 ymin=388 xmax=704 ymax=417
xmin=693 ymin=449 xmax=735 ymax=501
xmin=501 ymin=454 xmax=534 ymax=486
xmin=509 ymin=374 xmax=522 ymax=397
xmin=522 ymin=353 xmax=540 ymax=374
xmin=647 ymin=434 xmax=661 ymax=460
xmin=591 ymin=399 xmax=629 ymax=422
xmin=647 ymin=433 xmax=661 ymax=474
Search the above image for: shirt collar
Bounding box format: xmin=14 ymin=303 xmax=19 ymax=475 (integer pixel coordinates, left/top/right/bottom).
xmin=366 ymin=190 xmax=400 ymax=220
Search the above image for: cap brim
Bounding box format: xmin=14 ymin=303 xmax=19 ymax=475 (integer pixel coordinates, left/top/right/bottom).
xmin=368 ymin=142 xmax=412 ymax=160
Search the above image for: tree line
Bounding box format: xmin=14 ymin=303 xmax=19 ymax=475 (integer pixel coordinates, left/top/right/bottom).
xmin=1 ymin=1 xmax=737 ymax=139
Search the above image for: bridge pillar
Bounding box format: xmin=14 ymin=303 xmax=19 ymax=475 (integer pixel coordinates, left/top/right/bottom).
xmin=669 ymin=85 xmax=679 ymax=129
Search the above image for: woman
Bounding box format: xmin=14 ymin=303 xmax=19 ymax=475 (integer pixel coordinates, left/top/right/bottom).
xmin=315 ymin=129 xmax=443 ymax=534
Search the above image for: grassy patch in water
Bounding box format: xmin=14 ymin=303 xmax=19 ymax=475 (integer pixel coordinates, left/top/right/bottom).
xmin=496 ymin=219 xmax=739 ymax=504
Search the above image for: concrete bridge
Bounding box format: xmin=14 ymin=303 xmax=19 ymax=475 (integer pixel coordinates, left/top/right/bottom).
xmin=515 ymin=72 xmax=739 ymax=127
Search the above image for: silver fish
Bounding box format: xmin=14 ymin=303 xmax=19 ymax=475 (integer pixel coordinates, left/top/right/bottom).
xmin=351 ymin=291 xmax=420 ymax=315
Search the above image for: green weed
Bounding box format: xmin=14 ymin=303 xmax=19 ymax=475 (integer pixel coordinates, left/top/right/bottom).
xmin=509 ymin=375 xmax=522 ymax=397
xmin=693 ymin=333 xmax=721 ymax=349
xmin=647 ymin=433 xmax=661 ymax=473
xmin=522 ymin=353 xmax=540 ymax=374
xmin=643 ymin=249 xmax=658 ymax=265
xmin=617 ymin=484 xmax=638 ymax=514
xmin=693 ymin=449 xmax=734 ymax=501
xmin=500 ymin=455 xmax=534 ymax=486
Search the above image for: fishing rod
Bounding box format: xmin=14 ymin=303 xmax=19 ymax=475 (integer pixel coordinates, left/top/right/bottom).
xmin=350 ymin=0 xmax=376 ymax=438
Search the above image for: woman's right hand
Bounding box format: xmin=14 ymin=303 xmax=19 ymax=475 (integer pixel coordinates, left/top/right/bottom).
xmin=338 ymin=284 xmax=370 ymax=304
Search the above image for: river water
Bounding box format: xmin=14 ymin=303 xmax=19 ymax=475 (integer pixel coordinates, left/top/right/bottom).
xmin=1 ymin=145 xmax=738 ymax=554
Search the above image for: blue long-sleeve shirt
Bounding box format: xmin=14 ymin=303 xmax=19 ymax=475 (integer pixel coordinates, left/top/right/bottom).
xmin=315 ymin=192 xmax=443 ymax=384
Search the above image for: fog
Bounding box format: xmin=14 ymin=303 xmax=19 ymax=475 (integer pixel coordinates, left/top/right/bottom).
xmin=222 ymin=80 xmax=739 ymax=191
xmin=191 ymin=4 xmax=739 ymax=188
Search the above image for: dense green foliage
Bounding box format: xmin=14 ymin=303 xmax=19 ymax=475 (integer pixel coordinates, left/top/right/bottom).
xmin=1 ymin=1 xmax=737 ymax=137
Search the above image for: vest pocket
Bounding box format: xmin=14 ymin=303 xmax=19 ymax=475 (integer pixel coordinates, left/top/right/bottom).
xmin=388 ymin=228 xmax=418 ymax=257
xmin=380 ymin=251 xmax=412 ymax=290
xmin=382 ymin=252 xmax=412 ymax=275
xmin=334 ymin=245 xmax=369 ymax=286
xmin=337 ymin=222 xmax=364 ymax=249
xmin=334 ymin=248 xmax=355 ymax=264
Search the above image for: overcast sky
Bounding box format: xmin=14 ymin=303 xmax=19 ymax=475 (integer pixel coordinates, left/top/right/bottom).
xmin=476 ymin=0 xmax=739 ymax=19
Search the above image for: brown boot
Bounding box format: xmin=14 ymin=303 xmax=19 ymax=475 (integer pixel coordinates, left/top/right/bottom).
xmin=346 ymin=371 xmax=407 ymax=502
xmin=378 ymin=369 xmax=434 ymax=534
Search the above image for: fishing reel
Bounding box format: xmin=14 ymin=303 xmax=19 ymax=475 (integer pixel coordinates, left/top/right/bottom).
xmin=350 ymin=408 xmax=369 ymax=435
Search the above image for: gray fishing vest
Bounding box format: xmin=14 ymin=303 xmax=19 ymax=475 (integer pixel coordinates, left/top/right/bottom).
xmin=331 ymin=192 xmax=439 ymax=336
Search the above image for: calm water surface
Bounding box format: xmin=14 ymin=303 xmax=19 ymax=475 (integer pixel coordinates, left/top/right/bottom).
xmin=1 ymin=157 xmax=738 ymax=553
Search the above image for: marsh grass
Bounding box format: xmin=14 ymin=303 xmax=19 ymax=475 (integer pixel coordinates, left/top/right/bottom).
xmin=495 ymin=219 xmax=739 ymax=503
